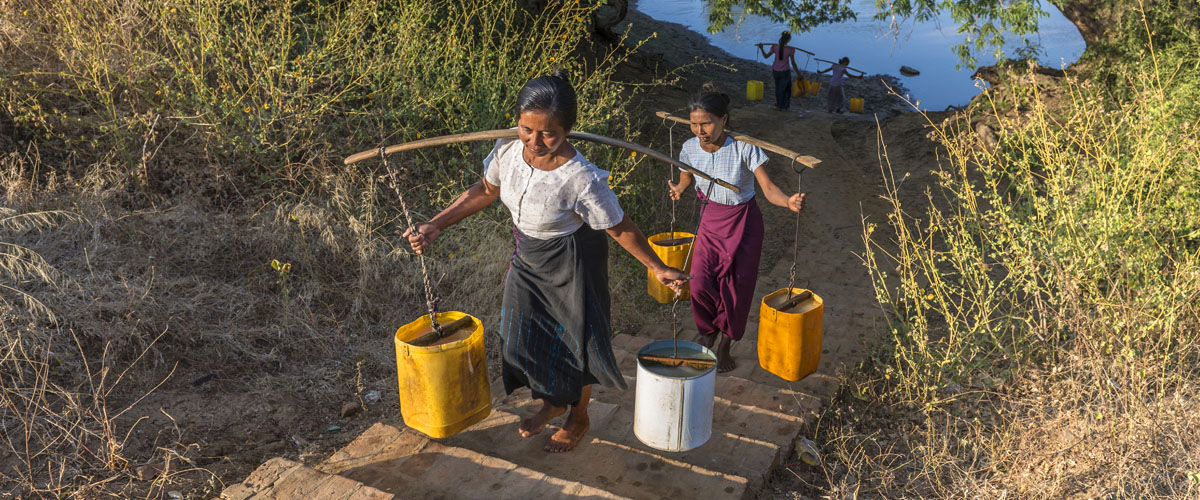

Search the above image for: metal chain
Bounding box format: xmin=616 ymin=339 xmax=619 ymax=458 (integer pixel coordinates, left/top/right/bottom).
xmin=787 ymin=156 xmax=806 ymax=302
xmin=672 ymin=175 xmax=717 ymax=357
xmin=667 ymin=118 xmax=678 ymax=236
xmin=379 ymin=147 xmax=442 ymax=335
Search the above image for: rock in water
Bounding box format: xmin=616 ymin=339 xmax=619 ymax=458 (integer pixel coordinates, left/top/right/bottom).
xmin=900 ymin=65 xmax=920 ymax=76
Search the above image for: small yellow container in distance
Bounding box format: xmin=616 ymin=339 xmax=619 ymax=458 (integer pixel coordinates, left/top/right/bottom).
xmin=394 ymin=311 xmax=491 ymax=438
xmin=791 ymin=78 xmax=804 ymax=97
xmin=805 ymin=80 xmax=821 ymax=96
xmin=747 ymin=80 xmax=764 ymax=101
xmin=757 ymin=288 xmax=824 ymax=381
xmin=647 ymin=232 xmax=695 ymax=304
xmin=849 ymin=97 xmax=865 ymax=113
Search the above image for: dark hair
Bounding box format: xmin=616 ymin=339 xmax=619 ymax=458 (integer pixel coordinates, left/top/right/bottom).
xmin=687 ymin=82 xmax=731 ymax=125
xmin=515 ymin=70 xmax=577 ymax=131
xmin=776 ymin=31 xmax=791 ymax=61
xmin=838 ymin=56 xmax=850 ymax=65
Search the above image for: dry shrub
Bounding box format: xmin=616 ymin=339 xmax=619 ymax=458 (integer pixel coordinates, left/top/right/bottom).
xmin=810 ymin=40 xmax=1200 ymax=499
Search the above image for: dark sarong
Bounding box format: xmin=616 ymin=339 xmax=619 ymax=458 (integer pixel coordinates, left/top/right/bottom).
xmin=827 ymin=84 xmax=845 ymax=113
xmin=690 ymin=194 xmax=764 ymax=341
xmin=498 ymin=226 xmax=626 ymax=407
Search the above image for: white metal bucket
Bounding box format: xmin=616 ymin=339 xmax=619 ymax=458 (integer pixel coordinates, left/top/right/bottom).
xmin=633 ymin=340 xmax=717 ymax=452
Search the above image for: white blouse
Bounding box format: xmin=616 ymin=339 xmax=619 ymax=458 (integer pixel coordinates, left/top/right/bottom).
xmin=483 ymin=138 xmax=625 ymax=239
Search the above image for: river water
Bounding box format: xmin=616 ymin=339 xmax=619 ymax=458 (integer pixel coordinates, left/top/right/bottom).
xmin=634 ymin=0 xmax=1085 ymax=110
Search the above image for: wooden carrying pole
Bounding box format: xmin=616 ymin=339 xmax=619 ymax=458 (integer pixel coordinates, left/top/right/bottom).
xmin=655 ymin=111 xmax=822 ymax=169
xmin=344 ymin=129 xmax=742 ymax=194
xmin=814 ymin=58 xmax=866 ymax=75
xmin=757 ymin=43 xmax=815 ymax=56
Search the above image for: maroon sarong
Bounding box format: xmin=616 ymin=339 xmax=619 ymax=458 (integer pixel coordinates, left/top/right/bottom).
xmin=689 ymin=194 xmax=764 ymax=341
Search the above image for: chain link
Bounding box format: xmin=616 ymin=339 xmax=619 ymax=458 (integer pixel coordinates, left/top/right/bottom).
xmin=379 ymin=147 xmax=443 ymax=335
xmin=787 ymin=157 xmax=805 ymax=301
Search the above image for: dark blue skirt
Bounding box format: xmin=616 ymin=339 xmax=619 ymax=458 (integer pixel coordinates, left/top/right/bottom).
xmin=497 ymin=226 xmax=626 ymax=407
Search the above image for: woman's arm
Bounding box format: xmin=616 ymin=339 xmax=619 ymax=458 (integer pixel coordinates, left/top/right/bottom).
xmin=789 ymin=53 xmax=801 ymax=74
xmin=404 ymin=179 xmax=500 ymax=254
xmin=668 ymin=170 xmax=694 ymax=201
xmin=753 ymin=166 xmax=806 ymax=213
xmin=755 ymin=43 xmax=772 ymax=59
xmin=605 ymin=216 xmax=690 ymax=290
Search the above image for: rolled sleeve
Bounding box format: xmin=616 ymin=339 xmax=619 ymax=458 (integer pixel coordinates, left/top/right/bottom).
xmin=483 ymin=139 xmax=506 ymax=186
xmin=575 ymin=174 xmax=625 ymax=230
xmin=745 ymin=143 xmax=768 ymax=172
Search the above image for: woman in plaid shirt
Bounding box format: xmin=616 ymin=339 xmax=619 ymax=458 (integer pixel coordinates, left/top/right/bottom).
xmin=668 ymin=83 xmax=807 ymax=372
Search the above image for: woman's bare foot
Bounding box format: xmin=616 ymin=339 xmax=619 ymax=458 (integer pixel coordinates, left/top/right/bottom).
xmin=715 ymin=335 xmax=736 ymax=373
xmin=518 ymin=402 xmax=565 ymax=438
xmin=697 ymin=332 xmax=717 ymax=349
xmin=546 ymin=408 xmax=590 ymax=453
xmin=545 ymin=385 xmax=591 ymax=452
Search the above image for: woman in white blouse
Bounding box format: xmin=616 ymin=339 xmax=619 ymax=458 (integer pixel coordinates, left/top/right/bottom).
xmin=405 ymin=72 xmax=689 ymax=453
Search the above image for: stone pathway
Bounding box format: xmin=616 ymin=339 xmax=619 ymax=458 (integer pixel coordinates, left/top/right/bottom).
xmin=220 ymin=103 xmax=892 ymax=499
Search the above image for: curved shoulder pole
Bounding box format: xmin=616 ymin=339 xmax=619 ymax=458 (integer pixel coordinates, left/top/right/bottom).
xmin=655 ymin=111 xmax=822 ymax=169
xmin=344 ymin=129 xmax=743 ymax=193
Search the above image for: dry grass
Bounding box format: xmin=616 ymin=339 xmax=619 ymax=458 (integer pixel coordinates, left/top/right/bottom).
xmin=771 ymin=34 xmax=1200 ymax=500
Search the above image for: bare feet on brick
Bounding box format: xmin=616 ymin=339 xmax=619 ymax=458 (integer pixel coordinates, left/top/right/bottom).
xmin=715 ymin=335 xmax=736 ymax=373
xmin=697 ymin=332 xmax=736 ymax=372
xmin=545 ymin=415 xmax=590 ymax=453
xmin=518 ymin=402 xmax=565 ymax=438
xmin=545 ymin=385 xmax=592 ymax=452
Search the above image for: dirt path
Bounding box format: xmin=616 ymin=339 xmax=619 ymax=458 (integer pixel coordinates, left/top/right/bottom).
xmin=618 ymin=1 xmax=945 ymax=401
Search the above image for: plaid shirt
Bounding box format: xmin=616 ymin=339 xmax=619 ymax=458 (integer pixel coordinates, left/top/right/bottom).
xmin=678 ymin=135 xmax=767 ymax=206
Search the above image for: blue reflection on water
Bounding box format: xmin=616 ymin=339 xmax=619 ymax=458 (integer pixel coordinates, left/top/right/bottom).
xmin=635 ymin=0 xmax=1084 ymax=110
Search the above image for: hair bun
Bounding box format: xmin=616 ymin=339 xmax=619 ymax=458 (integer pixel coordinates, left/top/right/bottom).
xmin=700 ymin=81 xmax=721 ymax=95
xmin=550 ymin=69 xmax=571 ymax=86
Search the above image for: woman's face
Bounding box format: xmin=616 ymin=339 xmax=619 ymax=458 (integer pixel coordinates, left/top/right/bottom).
xmin=518 ymin=110 xmax=568 ymax=159
xmin=689 ymin=109 xmax=728 ymax=146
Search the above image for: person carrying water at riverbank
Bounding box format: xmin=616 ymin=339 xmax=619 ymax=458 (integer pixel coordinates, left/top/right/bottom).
xmin=818 ymin=56 xmax=862 ymax=113
xmin=756 ymin=31 xmax=801 ymax=110
xmin=405 ymin=72 xmax=690 ymax=453
xmin=668 ymin=83 xmax=806 ymax=372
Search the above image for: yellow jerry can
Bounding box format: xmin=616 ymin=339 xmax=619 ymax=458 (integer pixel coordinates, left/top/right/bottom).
xmin=791 ymin=78 xmax=804 ymax=97
xmin=849 ymin=97 xmax=865 ymax=113
xmin=747 ymin=80 xmax=764 ymax=101
xmin=805 ymin=80 xmax=821 ymax=96
xmin=394 ymin=311 xmax=491 ymax=438
xmin=647 ymin=232 xmax=695 ymax=304
xmin=757 ymin=288 xmax=824 ymax=381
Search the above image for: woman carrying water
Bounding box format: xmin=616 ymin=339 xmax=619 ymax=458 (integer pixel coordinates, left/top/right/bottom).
xmin=818 ymin=56 xmax=863 ymax=113
xmin=405 ymin=72 xmax=690 ymax=452
xmin=668 ymin=83 xmax=806 ymax=372
xmin=755 ymin=31 xmax=801 ymax=110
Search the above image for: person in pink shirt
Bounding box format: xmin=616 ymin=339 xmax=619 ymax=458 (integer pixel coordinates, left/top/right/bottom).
xmin=756 ymin=31 xmax=801 ymax=110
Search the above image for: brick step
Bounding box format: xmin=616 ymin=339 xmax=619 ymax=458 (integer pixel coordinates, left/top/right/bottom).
xmin=439 ymin=393 xmax=749 ymax=500
xmin=220 ymin=457 xmax=394 ymax=500
xmin=318 ymin=422 xmax=630 ymax=499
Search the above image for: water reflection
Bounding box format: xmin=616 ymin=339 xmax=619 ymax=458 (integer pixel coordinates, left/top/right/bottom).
xmin=634 ymin=0 xmax=1085 ymax=110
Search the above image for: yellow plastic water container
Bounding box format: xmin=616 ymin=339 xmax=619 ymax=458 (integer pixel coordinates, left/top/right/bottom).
xmin=757 ymin=288 xmax=824 ymax=381
xmin=791 ymin=78 xmax=804 ymax=97
xmin=746 ymin=80 xmax=763 ymax=101
xmin=849 ymin=98 xmax=865 ymax=113
xmin=394 ymin=311 xmax=491 ymax=438
xmin=805 ymin=80 xmax=821 ymax=96
xmin=647 ymin=232 xmax=694 ymax=303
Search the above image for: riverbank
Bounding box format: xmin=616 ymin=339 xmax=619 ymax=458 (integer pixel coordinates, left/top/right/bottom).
xmin=621 ymin=0 xmax=914 ymax=118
